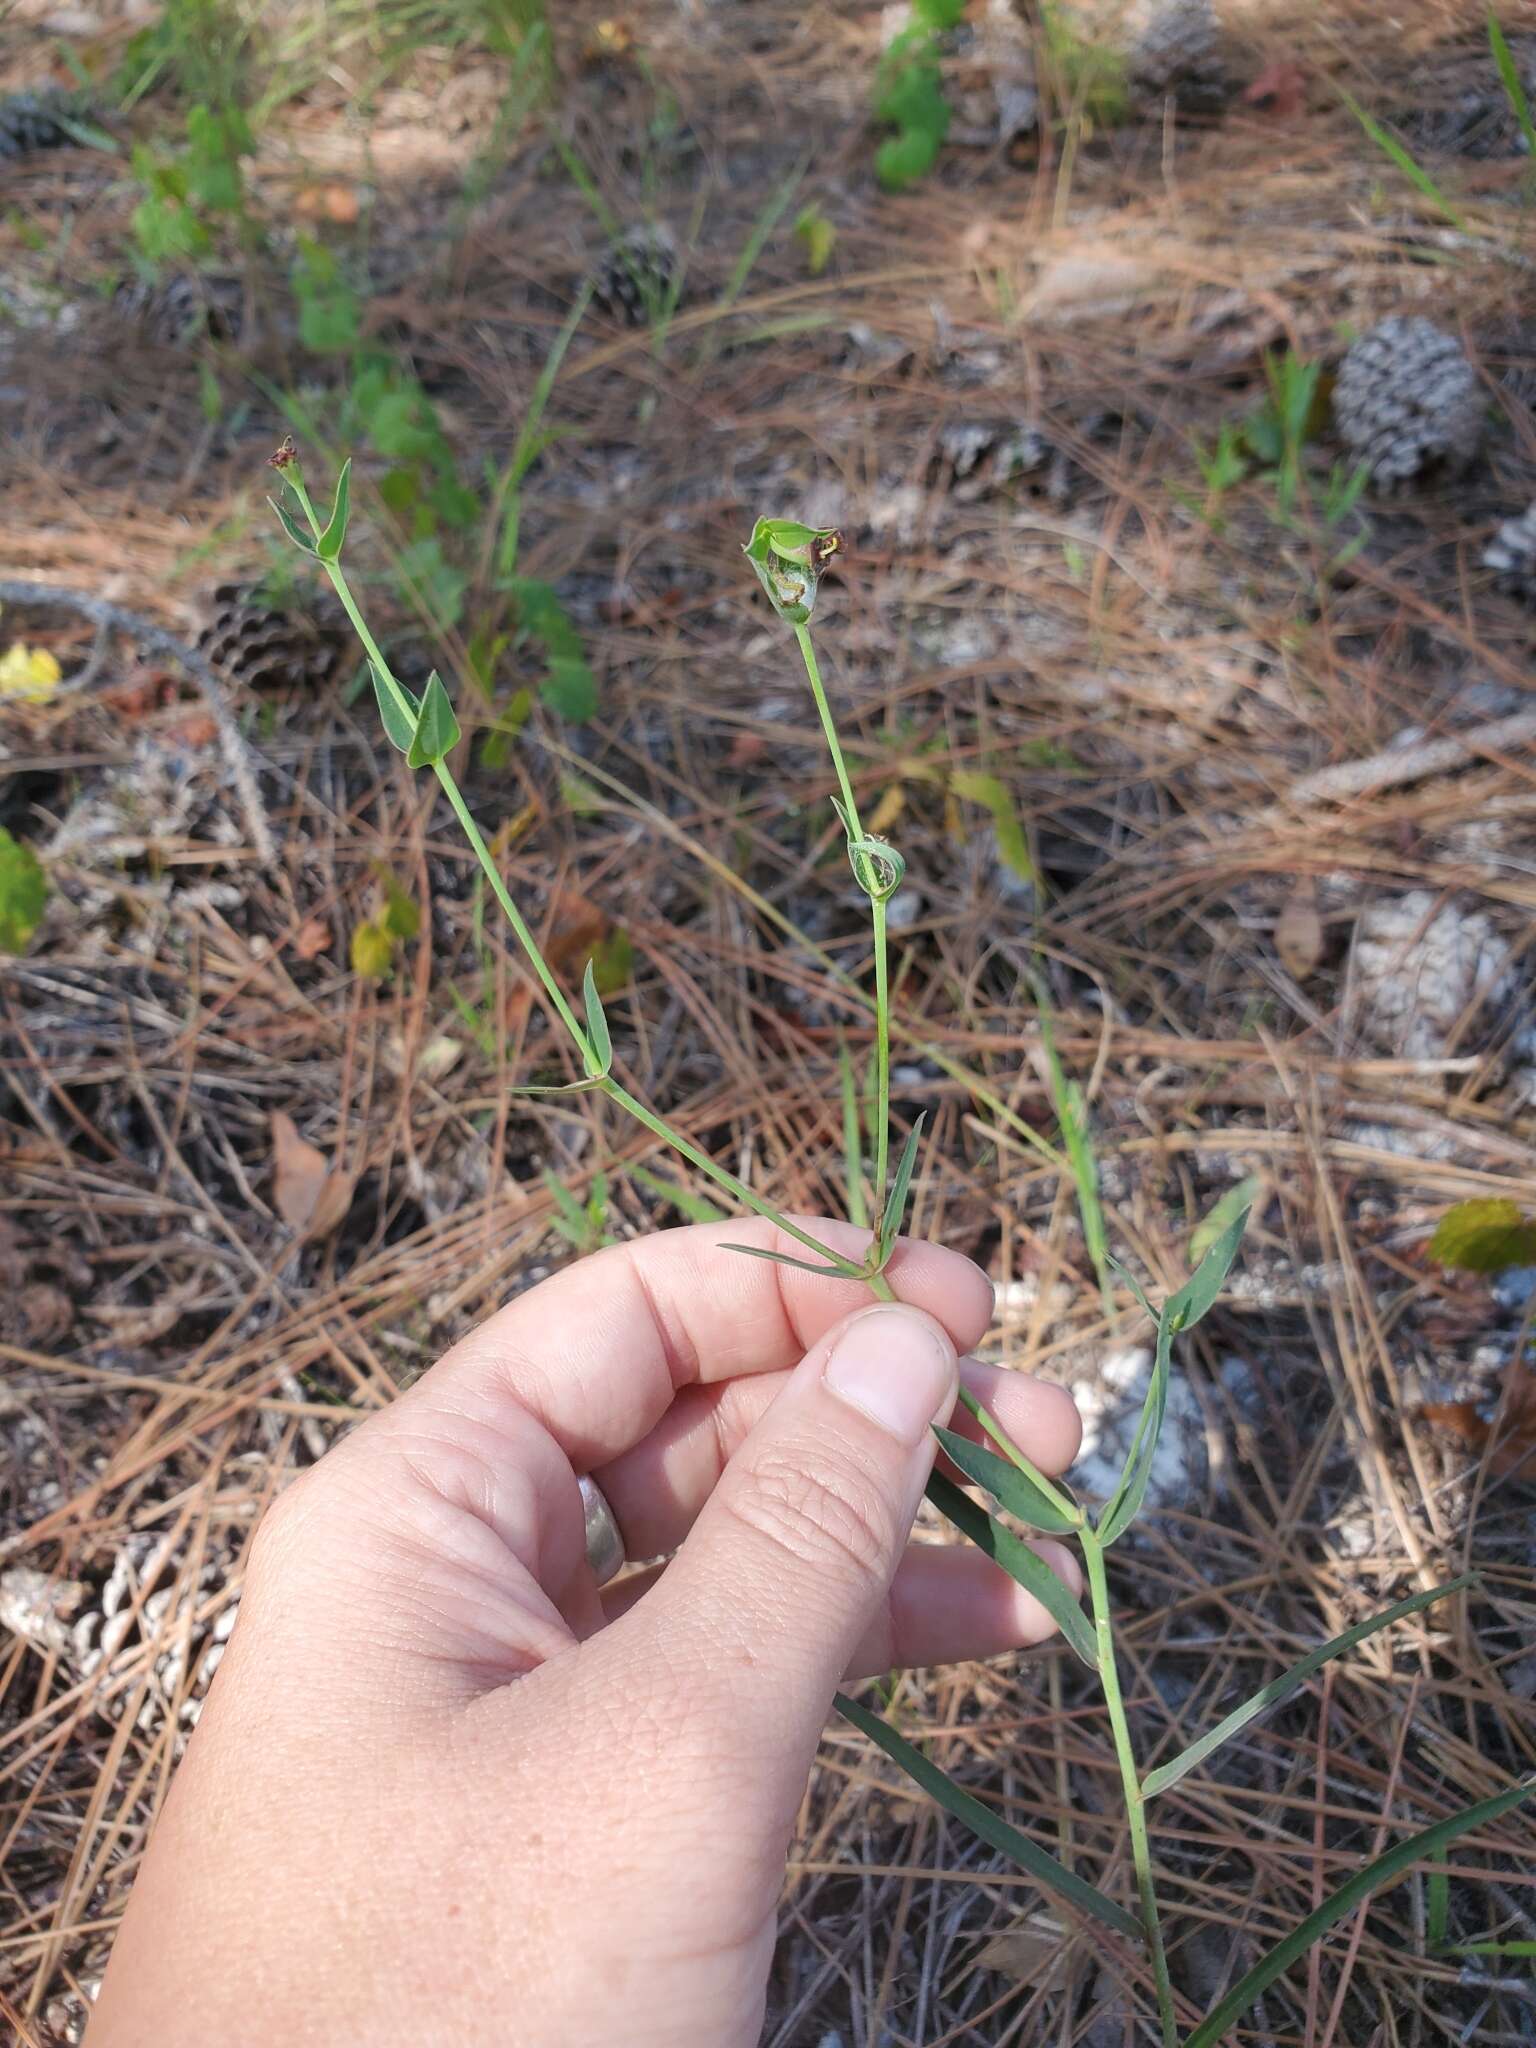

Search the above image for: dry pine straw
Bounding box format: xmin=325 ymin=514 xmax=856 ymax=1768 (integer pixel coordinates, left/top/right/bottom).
xmin=3 ymin=0 xmax=1536 ymax=2042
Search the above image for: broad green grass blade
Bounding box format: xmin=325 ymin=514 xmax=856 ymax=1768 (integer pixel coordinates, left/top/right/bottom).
xmin=1183 ymin=1780 xmax=1536 ymax=2048
xmin=1164 ymin=1208 xmax=1248 ymax=1332
xmin=835 ymin=1691 xmax=1138 ymax=1939
xmin=932 ymin=1427 xmax=1079 ymax=1535
xmin=1488 ymin=13 xmax=1536 ymax=163
xmin=1144 ymin=1575 xmax=1475 ymax=1798
xmin=1342 ymin=89 xmax=1469 ymax=229
xmin=1426 ymin=1866 xmax=1450 ymax=1951
xmin=926 ymin=1472 xmax=1097 ymax=1668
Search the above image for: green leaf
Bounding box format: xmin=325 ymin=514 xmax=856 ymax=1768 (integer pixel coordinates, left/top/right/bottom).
xmin=0 ymin=828 xmax=48 ymax=954
xmin=542 ymin=654 xmax=598 ymax=723
xmin=1182 ymin=1779 xmax=1536 ymax=2048
xmin=316 ymin=457 xmax=352 ymax=561
xmin=1095 ymin=1209 xmax=1249 ymax=1547
xmin=406 ymin=671 xmax=461 ymax=768
xmin=1426 ymin=1867 xmax=1450 ymax=1952
xmin=379 ymin=872 xmax=420 ymax=942
xmin=719 ymin=1243 xmax=857 ymax=1279
xmin=1429 ymin=1198 xmax=1536 ymax=1274
xmin=1189 ymin=1176 xmax=1264 ymax=1265
xmin=951 ymin=769 xmax=1035 ymax=887
xmin=932 ymin=1428 xmax=1077 ymax=1535
xmin=582 ymin=959 xmax=613 ymax=1077
xmin=926 ymin=1472 xmax=1097 ymax=1669
xmin=1488 ymin=12 xmax=1536 ymax=162
xmin=1163 ymin=1206 xmax=1249 ymax=1333
xmin=270 ymin=496 xmax=318 ymax=556
xmin=371 ymin=665 xmax=420 ymax=754
xmin=878 ymin=1113 xmax=925 ymax=1258
xmin=1143 ymin=1576 xmax=1475 ymax=1799
xmin=628 ymin=1164 xmax=726 ymax=1225
xmin=793 ymin=204 xmax=836 ymax=276
xmin=834 ymin=1692 xmax=1134 ymax=1937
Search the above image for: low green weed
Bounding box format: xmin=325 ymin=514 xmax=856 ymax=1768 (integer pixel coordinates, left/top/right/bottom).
xmin=269 ymin=445 xmax=1533 ymax=2042
xmin=872 ymin=0 xmax=965 ymax=191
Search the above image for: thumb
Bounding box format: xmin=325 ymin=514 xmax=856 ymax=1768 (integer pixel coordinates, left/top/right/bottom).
xmin=635 ymin=1301 xmax=957 ymax=1809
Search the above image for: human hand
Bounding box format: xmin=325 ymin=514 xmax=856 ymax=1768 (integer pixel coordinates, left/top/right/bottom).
xmin=89 ymin=1218 xmax=1082 ymax=2048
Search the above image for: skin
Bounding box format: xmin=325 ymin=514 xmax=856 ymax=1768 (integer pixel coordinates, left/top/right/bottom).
xmin=89 ymin=1216 xmax=1082 ymax=2048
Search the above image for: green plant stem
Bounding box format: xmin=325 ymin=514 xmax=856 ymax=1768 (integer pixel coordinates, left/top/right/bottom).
xmin=1082 ymin=1532 xmax=1177 ymax=2048
xmin=287 ymin=469 xmax=864 ymax=1277
xmin=792 ymin=620 xmax=891 ymax=1217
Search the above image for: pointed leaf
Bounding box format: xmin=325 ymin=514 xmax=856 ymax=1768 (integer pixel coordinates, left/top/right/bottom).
xmin=932 ymin=1428 xmax=1078 ymax=1535
xmin=1096 ymin=1209 xmax=1249 ymax=1547
xmin=1144 ymin=1575 xmax=1475 ymax=1799
xmin=582 ymin=959 xmax=613 ymax=1077
xmin=835 ymin=1692 xmax=1136 ymax=1938
xmin=1164 ymin=1207 xmax=1249 ymax=1333
xmin=316 ymin=456 xmax=352 ymax=561
xmin=926 ymin=1472 xmax=1097 ymax=1669
xmin=507 ymin=1076 xmax=608 ymax=1097
xmin=270 ymin=495 xmax=318 ymax=555
xmin=1182 ymin=1779 xmax=1536 ymax=2048
xmin=719 ymin=1243 xmax=856 ymax=1279
xmin=879 ymin=1113 xmax=926 ymax=1257
xmin=371 ymin=664 xmax=420 ymax=753
xmin=406 ymin=670 xmax=461 ymax=768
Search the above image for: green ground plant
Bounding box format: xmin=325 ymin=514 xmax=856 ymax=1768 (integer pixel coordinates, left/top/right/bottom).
xmin=872 ymin=0 xmax=965 ymax=191
xmin=268 ymin=454 xmax=1532 ymax=2044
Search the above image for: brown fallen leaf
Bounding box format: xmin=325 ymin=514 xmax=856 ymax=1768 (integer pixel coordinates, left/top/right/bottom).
xmin=293 ymin=915 xmax=332 ymax=960
xmin=270 ymin=1110 xmax=355 ymax=1236
xmin=1243 ymin=61 xmax=1308 ymax=119
xmin=164 ymin=710 xmax=219 ymax=749
xmin=973 ymin=1924 xmax=1059 ymax=1982
xmin=292 ymin=181 xmax=363 ymax=226
xmin=1421 ymin=1364 xmax=1536 ymax=1480
xmin=1275 ymin=877 xmax=1323 ymax=981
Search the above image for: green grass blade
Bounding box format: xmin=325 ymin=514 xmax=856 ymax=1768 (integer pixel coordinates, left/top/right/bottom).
xmin=1144 ymin=1575 xmax=1475 ymax=1798
xmin=1183 ymin=1780 xmax=1536 ymax=2048
xmin=719 ymin=1243 xmax=856 ymax=1279
xmin=1342 ymin=89 xmax=1469 ymax=230
xmin=1033 ymin=979 xmax=1110 ymax=1303
xmin=837 ymin=1038 xmax=869 ymax=1230
xmin=1488 ymin=12 xmax=1536 ymax=163
xmin=835 ymin=1691 xmax=1138 ymax=1939
xmin=1426 ymin=1867 xmax=1450 ymax=1951
xmin=879 ymin=1112 xmax=925 ymax=1258
xmin=1449 ymin=1938 xmax=1536 ymax=1958
xmin=628 ymin=1163 xmax=726 ymax=1225
xmin=932 ymin=1427 xmax=1079 ymax=1535
xmin=925 ymin=1472 xmax=1097 ymax=1668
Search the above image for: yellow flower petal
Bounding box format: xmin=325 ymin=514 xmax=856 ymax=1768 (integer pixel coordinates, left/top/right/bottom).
xmin=0 ymin=642 xmax=63 ymax=704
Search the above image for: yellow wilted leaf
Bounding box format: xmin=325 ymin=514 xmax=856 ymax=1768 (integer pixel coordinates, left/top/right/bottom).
xmin=868 ymin=783 xmax=906 ymax=836
xmin=350 ymin=919 xmax=395 ymax=980
xmin=0 ymin=642 xmax=62 ymax=704
xmin=1429 ymin=1199 xmax=1536 ymax=1274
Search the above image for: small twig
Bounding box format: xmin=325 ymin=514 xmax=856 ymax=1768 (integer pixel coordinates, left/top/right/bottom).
xmin=0 ymin=579 xmax=276 ymax=863
xmin=1282 ymin=709 xmax=1536 ymax=810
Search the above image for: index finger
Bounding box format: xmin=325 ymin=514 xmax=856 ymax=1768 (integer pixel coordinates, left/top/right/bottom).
xmin=412 ymin=1214 xmax=994 ymax=1472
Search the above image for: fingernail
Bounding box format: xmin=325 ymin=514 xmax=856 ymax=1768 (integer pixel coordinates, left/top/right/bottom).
xmin=823 ymin=1306 xmax=955 ymax=1445
xmin=1031 ymin=1539 xmax=1084 ymax=1599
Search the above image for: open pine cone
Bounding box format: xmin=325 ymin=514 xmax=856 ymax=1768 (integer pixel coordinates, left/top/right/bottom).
xmin=196 ymin=582 xmax=348 ymax=691
xmin=1332 ymin=316 xmax=1485 ymax=489
xmin=113 ymin=273 xmax=246 ymax=346
xmin=0 ymin=89 xmax=81 ymax=160
xmin=592 ymin=224 xmax=678 ymax=326
xmin=1483 ymin=502 xmax=1536 ymax=605
xmin=1128 ymin=0 xmax=1226 ymax=113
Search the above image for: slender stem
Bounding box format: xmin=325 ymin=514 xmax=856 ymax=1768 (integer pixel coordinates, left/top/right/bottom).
xmin=1082 ymin=1533 xmax=1179 ymax=2048
xmin=791 ymin=621 xmax=892 ymax=1219
xmin=287 ymin=469 xmax=874 ymax=1281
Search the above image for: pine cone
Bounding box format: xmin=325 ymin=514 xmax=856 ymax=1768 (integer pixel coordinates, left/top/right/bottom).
xmin=1129 ymin=0 xmax=1226 ymax=112
xmin=1483 ymin=501 xmax=1536 ymax=604
xmin=0 ymin=88 xmax=80 ymax=159
xmin=592 ymin=224 xmax=677 ymax=326
xmin=1333 ymin=316 xmax=1484 ymax=489
xmin=196 ymin=582 xmax=348 ymax=690
xmin=113 ymin=272 xmax=245 ymax=345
